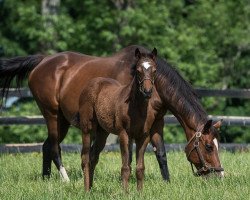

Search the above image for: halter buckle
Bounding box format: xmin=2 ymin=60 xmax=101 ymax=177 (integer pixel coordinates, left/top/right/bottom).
xmin=195 ymin=131 xmax=202 ymax=138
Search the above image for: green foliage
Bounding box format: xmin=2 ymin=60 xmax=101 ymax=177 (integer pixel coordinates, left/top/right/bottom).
xmin=0 ymin=152 xmax=249 ymax=199
xmin=0 ymin=0 xmax=250 ymax=143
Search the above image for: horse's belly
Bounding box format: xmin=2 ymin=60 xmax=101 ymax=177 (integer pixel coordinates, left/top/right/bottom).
xmin=95 ymin=95 xmax=117 ymax=133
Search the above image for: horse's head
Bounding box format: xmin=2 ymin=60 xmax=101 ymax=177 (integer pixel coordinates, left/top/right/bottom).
xmin=185 ymin=120 xmax=224 ymax=177
xmin=134 ymin=48 xmax=157 ymax=99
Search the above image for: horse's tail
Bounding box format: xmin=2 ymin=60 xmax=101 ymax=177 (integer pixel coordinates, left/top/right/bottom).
xmin=0 ymin=55 xmax=45 ymax=101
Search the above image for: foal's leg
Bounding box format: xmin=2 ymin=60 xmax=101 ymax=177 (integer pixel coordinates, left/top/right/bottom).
xmin=119 ymin=131 xmax=131 ymax=191
xmin=128 ymin=140 xmax=133 ymax=173
xmin=135 ymin=136 xmax=150 ymax=191
xmin=81 ymin=130 xmax=91 ymax=191
xmin=150 ymin=118 xmax=170 ymax=181
xmin=89 ymin=126 xmax=109 ymax=188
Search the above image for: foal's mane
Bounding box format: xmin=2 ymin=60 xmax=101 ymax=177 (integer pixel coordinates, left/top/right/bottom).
xmin=155 ymin=58 xmax=207 ymax=124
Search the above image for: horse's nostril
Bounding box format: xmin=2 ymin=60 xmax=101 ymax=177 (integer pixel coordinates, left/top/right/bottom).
xmin=144 ymin=88 xmax=152 ymax=94
xmin=143 ymin=89 xmax=152 ymax=98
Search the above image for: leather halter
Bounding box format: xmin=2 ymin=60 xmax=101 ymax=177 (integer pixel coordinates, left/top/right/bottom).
xmin=138 ymin=76 xmax=155 ymax=94
xmin=185 ymin=131 xmax=224 ymax=176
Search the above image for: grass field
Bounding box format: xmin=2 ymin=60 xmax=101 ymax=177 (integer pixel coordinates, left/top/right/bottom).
xmin=0 ymin=151 xmax=249 ymax=200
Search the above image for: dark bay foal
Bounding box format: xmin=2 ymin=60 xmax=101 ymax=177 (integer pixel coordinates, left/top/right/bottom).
xmin=77 ymin=48 xmax=161 ymax=191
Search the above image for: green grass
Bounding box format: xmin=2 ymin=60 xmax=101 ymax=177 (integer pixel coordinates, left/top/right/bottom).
xmin=0 ymin=151 xmax=249 ymax=200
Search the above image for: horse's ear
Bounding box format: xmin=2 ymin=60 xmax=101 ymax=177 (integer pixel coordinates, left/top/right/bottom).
xmin=151 ymin=48 xmax=157 ymax=60
xmin=135 ymin=48 xmax=141 ymax=59
xmin=202 ymin=120 xmax=213 ymax=134
xmin=213 ymin=119 xmax=223 ymax=129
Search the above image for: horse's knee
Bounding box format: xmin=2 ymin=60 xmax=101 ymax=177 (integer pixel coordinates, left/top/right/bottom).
xmin=136 ymin=166 xmax=145 ymax=180
xmin=81 ymin=161 xmax=90 ymax=170
xmin=154 ymin=147 xmax=167 ymax=166
xmin=90 ymin=155 xmax=99 ymax=166
xmin=121 ymin=166 xmax=130 ymax=178
xmin=81 ymin=152 xmax=90 ymax=168
xmin=155 ymin=151 xmax=170 ymax=181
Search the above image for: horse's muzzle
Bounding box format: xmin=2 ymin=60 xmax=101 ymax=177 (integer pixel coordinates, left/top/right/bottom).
xmin=198 ymin=167 xmax=224 ymax=178
xmin=143 ymin=89 xmax=152 ymax=99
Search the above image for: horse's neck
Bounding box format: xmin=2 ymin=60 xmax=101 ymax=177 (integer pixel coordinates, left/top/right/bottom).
xmin=124 ymin=79 xmax=150 ymax=114
xmin=160 ymin=88 xmax=207 ymax=140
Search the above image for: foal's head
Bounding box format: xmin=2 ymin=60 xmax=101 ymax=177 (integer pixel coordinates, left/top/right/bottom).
xmin=134 ymin=48 xmax=157 ymax=99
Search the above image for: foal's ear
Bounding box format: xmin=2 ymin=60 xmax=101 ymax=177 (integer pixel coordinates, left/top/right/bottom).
xmin=213 ymin=119 xmax=223 ymax=129
xmin=151 ymin=48 xmax=157 ymax=60
xmin=135 ymin=48 xmax=141 ymax=59
xmin=202 ymin=120 xmax=213 ymax=134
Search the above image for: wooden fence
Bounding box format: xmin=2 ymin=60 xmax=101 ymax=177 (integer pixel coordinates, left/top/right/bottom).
xmin=4 ymin=88 xmax=250 ymax=99
xmin=0 ymin=88 xmax=250 ymax=153
xmin=1 ymin=88 xmax=250 ymax=126
xmin=0 ymin=143 xmax=249 ymax=154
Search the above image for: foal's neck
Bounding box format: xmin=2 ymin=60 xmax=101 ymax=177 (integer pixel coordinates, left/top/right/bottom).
xmin=126 ymin=78 xmax=151 ymax=112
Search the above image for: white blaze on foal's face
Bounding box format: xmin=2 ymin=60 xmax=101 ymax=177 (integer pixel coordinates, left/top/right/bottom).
xmin=142 ymin=61 xmax=151 ymax=70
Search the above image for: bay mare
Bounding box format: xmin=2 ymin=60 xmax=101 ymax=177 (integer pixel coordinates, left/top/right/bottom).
xmin=78 ymin=48 xmax=160 ymax=191
xmin=0 ymin=45 xmax=224 ymax=182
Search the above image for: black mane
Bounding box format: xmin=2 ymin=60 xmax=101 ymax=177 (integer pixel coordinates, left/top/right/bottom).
xmin=155 ymin=57 xmax=208 ymax=126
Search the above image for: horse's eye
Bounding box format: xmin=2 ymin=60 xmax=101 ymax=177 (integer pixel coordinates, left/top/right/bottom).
xmin=205 ymin=144 xmax=213 ymax=152
xmin=136 ymin=68 xmax=143 ymax=74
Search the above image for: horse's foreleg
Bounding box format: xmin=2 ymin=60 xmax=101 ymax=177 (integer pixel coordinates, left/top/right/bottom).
xmin=119 ymin=131 xmax=130 ymax=191
xmin=135 ymin=136 xmax=150 ymax=191
xmin=89 ymin=126 xmax=109 ymax=188
xmin=81 ymin=131 xmax=91 ymax=192
xmin=150 ymin=119 xmax=170 ymax=182
xmin=128 ymin=140 xmax=133 ymax=173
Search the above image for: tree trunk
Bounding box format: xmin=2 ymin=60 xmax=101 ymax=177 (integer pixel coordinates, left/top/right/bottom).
xmin=41 ymin=0 xmax=60 ymax=52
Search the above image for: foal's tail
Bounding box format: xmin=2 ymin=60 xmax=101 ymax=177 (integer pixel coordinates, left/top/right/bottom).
xmin=0 ymin=55 xmax=45 ymax=103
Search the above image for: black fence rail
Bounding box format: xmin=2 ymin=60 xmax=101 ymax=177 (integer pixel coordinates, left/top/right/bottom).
xmin=0 ymin=143 xmax=249 ymax=154
xmin=4 ymin=88 xmax=250 ymax=99
xmin=1 ymin=115 xmax=250 ymax=126
xmin=1 ymin=88 xmax=250 ymax=153
xmin=1 ymin=88 xmax=250 ymax=126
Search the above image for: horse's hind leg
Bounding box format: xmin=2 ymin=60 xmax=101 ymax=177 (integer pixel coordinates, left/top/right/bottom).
xmin=42 ymin=109 xmax=70 ymax=181
xmin=42 ymin=138 xmax=52 ymax=179
xmin=89 ymin=125 xmax=109 ymax=188
xmin=55 ymin=110 xmax=70 ymax=181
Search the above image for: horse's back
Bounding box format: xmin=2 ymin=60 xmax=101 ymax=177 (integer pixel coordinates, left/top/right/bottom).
xmin=28 ymin=46 xmax=150 ymax=121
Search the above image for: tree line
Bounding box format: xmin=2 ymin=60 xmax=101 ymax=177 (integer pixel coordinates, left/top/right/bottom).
xmin=0 ymin=0 xmax=250 ymax=143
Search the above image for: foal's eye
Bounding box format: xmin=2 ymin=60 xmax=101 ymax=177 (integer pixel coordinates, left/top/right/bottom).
xmin=137 ymin=68 xmax=143 ymax=73
xmin=205 ymin=144 xmax=213 ymax=152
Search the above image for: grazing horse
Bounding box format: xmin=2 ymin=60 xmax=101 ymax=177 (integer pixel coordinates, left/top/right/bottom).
xmin=77 ymin=48 xmax=159 ymax=191
xmin=0 ymin=45 xmax=224 ymax=182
